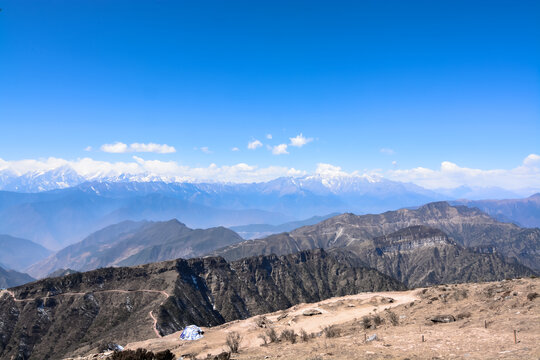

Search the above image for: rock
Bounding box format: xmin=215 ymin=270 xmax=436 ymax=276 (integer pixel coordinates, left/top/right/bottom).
xmin=277 ymin=313 xmax=288 ymax=321
xmin=430 ymin=315 xmax=456 ymax=323
xmin=303 ymin=309 xmax=322 ymax=316
xmin=366 ymin=334 xmax=378 ymax=342
xmin=210 ymin=352 xmax=231 ymax=360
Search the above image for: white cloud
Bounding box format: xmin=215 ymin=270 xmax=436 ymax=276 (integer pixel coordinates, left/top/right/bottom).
xmin=247 ymin=139 xmax=263 ymax=150
xmin=385 ymin=153 xmax=540 ymax=190
xmin=101 ymin=142 xmax=128 ymax=153
xmin=523 ymin=154 xmax=540 ymax=167
xmin=200 ymin=147 xmax=212 ymax=154
xmin=272 ymin=144 xmax=289 ymax=155
xmin=289 ymin=133 xmax=313 ymax=147
xmin=266 ymin=134 xmax=273 ymax=139
xmin=315 ymin=163 xmax=349 ymax=177
xmin=0 ymin=156 xmax=306 ymax=183
xmin=84 ymin=146 xmax=92 ymax=152
xmin=231 ymin=147 xmax=240 ymax=152
xmin=392 ymin=161 xmax=398 ymax=167
xmin=100 ymin=142 xmax=176 ymax=154
xmin=380 ymin=148 xmax=395 ymax=155
xmin=129 ymin=143 xmax=176 ymax=154
xmin=0 ymin=154 xmax=538 ymax=191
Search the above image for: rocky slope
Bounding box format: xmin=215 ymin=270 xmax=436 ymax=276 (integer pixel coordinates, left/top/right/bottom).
xmin=348 ymin=225 xmax=533 ymax=287
xmin=0 ymin=249 xmax=403 ymax=360
xmin=27 ymin=219 xmax=244 ymax=278
xmin=213 ymin=202 xmax=540 ymax=272
xmin=0 ymin=266 xmax=35 ymax=288
xmin=106 ymin=277 xmax=540 ymax=360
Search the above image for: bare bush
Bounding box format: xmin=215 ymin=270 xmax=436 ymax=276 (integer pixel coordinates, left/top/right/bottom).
xmin=453 ymin=289 xmax=468 ymax=301
xmin=362 ymin=316 xmax=372 ymax=329
xmin=300 ymin=328 xmax=309 ymax=342
xmin=111 ymin=348 xmax=174 ymax=360
xmin=373 ymin=314 xmax=383 ymax=327
xmin=456 ymin=312 xmax=471 ymax=320
xmin=255 ymin=316 xmax=271 ymax=328
xmin=257 ymin=334 xmax=268 ymax=346
xmin=527 ymin=292 xmax=539 ymax=301
xmin=226 ymin=331 xmax=242 ymax=353
xmin=322 ymin=325 xmax=341 ymax=338
xmin=280 ymin=329 xmax=297 ymax=343
xmin=266 ymin=328 xmax=279 ymax=343
xmin=387 ymin=311 xmax=399 ymax=326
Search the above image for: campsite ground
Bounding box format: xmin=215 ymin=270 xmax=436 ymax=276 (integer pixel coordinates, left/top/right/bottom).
xmin=67 ymin=277 xmax=540 ymax=360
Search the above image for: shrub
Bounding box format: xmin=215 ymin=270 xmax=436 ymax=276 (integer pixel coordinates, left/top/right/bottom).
xmin=372 ymin=314 xmax=383 ymax=327
xmin=280 ymin=329 xmax=297 ymax=344
xmin=266 ymin=328 xmax=279 ymax=343
xmin=322 ymin=325 xmax=341 ymax=338
xmin=300 ymin=328 xmax=310 ymax=342
xmin=387 ymin=311 xmax=399 ymax=326
xmin=257 ymin=333 xmax=268 ymax=346
xmin=456 ymin=312 xmax=471 ymax=320
xmin=226 ymin=331 xmax=242 ymax=353
xmin=453 ymin=289 xmax=468 ymax=301
xmin=527 ymin=292 xmax=539 ymax=301
xmin=255 ymin=316 xmax=270 ymax=328
xmin=111 ymin=349 xmax=174 ymax=360
xmin=362 ymin=316 xmax=372 ymax=329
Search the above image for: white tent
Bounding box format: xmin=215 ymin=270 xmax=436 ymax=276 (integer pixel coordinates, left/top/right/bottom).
xmin=179 ymin=325 xmax=204 ymax=341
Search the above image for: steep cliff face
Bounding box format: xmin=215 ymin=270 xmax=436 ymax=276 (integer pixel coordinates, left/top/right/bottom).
xmin=0 ymin=250 xmax=403 ymax=360
xmin=349 ymin=226 xmax=533 ymax=287
xmin=213 ymin=202 xmax=540 ymax=272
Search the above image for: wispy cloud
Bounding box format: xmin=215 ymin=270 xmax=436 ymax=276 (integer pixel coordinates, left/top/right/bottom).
xmin=231 ymin=147 xmax=240 ymax=152
xmin=200 ymin=147 xmax=212 ymax=154
xmin=272 ymin=144 xmax=289 ymax=155
xmin=266 ymin=134 xmax=273 ymax=139
xmin=247 ymin=139 xmax=263 ymax=150
xmin=289 ymin=133 xmax=313 ymax=147
xmin=100 ymin=142 xmax=176 ymax=154
xmin=84 ymin=146 xmax=92 ymax=152
xmin=380 ymin=148 xmax=395 ymax=155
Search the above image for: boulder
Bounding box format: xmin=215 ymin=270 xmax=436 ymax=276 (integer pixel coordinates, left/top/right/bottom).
xmin=430 ymin=315 xmax=455 ymax=323
xmin=303 ymin=309 xmax=322 ymax=316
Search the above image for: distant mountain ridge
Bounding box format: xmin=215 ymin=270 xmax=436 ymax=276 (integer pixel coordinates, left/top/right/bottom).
xmin=0 ymin=175 xmax=538 ymax=251
xmin=0 ymin=266 xmax=34 ymax=288
xmin=452 ymin=193 xmax=540 ymax=228
xmin=0 ymin=235 xmax=52 ymax=272
xmin=230 ymin=213 xmax=340 ymax=239
xmin=27 ymin=219 xmax=245 ymax=278
xmin=213 ymin=202 xmax=540 ymax=274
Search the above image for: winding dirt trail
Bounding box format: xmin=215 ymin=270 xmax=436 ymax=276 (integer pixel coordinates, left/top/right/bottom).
xmin=0 ymin=288 xmax=170 ymax=337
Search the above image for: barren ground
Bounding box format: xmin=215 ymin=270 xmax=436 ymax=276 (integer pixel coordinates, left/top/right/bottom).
xmin=67 ymin=278 xmax=539 ymax=360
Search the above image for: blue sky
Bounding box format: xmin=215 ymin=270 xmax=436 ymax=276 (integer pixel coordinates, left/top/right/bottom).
xmin=0 ymin=0 xmax=539 ymax=188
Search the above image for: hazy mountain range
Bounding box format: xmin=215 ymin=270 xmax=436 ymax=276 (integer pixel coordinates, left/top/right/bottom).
xmin=27 ymin=219 xmax=244 ymax=278
xmin=1 ymin=172 xmax=539 ymax=250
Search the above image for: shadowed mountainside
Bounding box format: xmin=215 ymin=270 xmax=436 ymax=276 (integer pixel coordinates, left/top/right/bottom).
xmin=0 ymin=249 xmax=404 ymax=360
